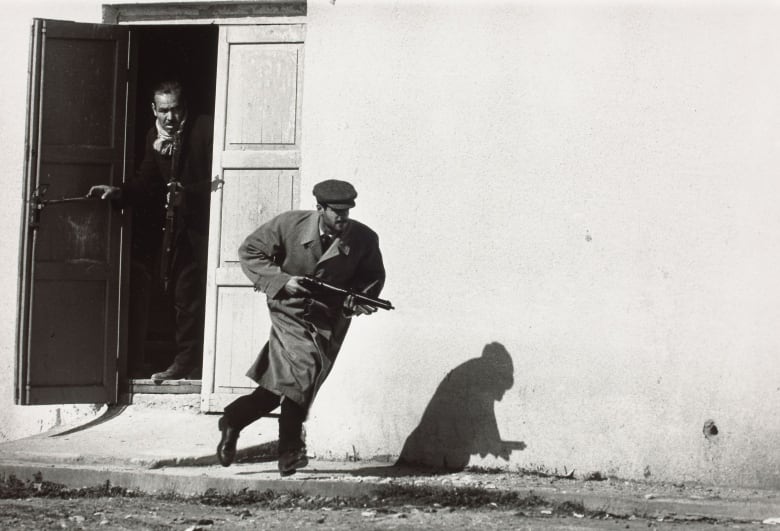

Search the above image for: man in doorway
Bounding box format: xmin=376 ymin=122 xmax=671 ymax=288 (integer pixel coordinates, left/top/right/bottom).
xmin=216 ymin=180 xmax=386 ymax=476
xmin=89 ymin=81 xmax=213 ymax=381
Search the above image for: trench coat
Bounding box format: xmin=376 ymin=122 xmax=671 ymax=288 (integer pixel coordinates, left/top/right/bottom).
xmin=238 ymin=210 xmax=386 ymax=406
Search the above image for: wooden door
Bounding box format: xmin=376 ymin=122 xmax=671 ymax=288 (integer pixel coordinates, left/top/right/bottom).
xmin=201 ymin=24 xmax=305 ymax=411
xmin=16 ymin=20 xmax=130 ymax=405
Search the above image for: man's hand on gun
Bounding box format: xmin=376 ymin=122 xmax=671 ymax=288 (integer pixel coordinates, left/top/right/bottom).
xmin=166 ymin=181 xmax=184 ymax=206
xmin=283 ymin=277 xmax=375 ymax=315
xmin=289 ymin=275 xmax=394 ymax=316
xmin=344 ymin=294 xmax=377 ymax=316
xmin=283 ymin=276 xmax=312 ymax=297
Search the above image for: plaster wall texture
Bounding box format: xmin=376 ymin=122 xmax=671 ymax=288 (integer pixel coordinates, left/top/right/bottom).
xmin=0 ymin=1 xmax=105 ymax=443
xmin=300 ymin=0 xmax=780 ymax=488
xmin=0 ymin=0 xmax=776 ymax=488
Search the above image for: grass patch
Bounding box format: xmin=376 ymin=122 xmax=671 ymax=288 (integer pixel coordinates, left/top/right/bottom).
xmin=0 ymin=472 xmax=613 ymax=520
xmin=0 ymin=474 xmax=140 ymax=500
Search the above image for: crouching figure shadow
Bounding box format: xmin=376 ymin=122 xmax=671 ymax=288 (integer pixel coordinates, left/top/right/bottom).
xmin=397 ymin=342 xmax=526 ymax=471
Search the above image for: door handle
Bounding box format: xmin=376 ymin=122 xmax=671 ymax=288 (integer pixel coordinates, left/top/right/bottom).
xmin=40 ymin=196 xmax=98 ymax=205
xmin=29 ymin=184 xmax=100 ymax=229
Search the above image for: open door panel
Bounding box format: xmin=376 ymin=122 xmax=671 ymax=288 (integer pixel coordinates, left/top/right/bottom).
xmin=17 ymin=19 xmax=131 ymax=405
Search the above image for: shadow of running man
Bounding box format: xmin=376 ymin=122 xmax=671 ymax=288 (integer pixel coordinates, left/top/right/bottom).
xmin=396 ymin=341 xmax=526 ymax=471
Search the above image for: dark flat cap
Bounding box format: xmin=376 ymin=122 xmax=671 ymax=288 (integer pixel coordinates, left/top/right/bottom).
xmin=313 ymin=179 xmax=357 ymax=209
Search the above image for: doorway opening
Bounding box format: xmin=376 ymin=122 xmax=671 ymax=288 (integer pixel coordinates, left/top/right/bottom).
xmin=125 ymin=24 xmax=218 ymax=394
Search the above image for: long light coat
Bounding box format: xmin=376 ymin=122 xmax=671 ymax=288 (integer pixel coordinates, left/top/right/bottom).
xmin=238 ymin=210 xmax=386 ymax=406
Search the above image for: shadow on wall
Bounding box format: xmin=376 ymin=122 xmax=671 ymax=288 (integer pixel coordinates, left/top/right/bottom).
xmin=396 ymin=341 xmax=526 ymax=471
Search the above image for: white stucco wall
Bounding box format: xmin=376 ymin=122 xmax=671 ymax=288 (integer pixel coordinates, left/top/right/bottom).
xmin=0 ymin=0 xmax=777 ymax=488
xmin=0 ymin=1 xmax=105 ymax=442
xmin=300 ymin=0 xmax=780 ymax=488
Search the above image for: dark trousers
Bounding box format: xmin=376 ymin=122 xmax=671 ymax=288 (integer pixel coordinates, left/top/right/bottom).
xmin=127 ymin=231 xmax=206 ymax=372
xmin=169 ymin=233 xmax=206 ymax=369
xmin=223 ymin=387 xmax=307 ymax=454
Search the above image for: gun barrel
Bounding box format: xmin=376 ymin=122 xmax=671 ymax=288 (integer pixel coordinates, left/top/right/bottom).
xmin=352 ymin=292 xmax=395 ymax=311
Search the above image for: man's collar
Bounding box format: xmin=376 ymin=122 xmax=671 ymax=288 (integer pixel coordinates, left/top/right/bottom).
xmin=301 ymin=210 xmax=351 ymax=256
xmin=301 ymin=211 xmax=321 ymax=245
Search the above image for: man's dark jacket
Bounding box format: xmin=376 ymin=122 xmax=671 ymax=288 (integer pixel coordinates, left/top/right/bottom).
xmin=122 ymin=114 xmax=213 ymax=260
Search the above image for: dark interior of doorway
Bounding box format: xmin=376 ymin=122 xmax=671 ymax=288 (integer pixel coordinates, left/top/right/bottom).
xmin=127 ymin=25 xmax=217 ymax=387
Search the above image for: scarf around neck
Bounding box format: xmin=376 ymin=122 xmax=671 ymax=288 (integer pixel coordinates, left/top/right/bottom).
xmin=153 ymin=117 xmax=187 ymax=156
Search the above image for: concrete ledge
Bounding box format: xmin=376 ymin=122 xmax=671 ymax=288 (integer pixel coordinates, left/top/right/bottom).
xmin=0 ymin=461 xmax=383 ymax=499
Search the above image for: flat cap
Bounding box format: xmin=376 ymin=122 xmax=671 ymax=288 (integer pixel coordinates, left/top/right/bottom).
xmin=312 ymin=179 xmax=357 ymax=209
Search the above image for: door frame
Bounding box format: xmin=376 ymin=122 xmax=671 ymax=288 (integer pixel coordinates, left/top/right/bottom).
xmin=104 ymin=2 xmax=307 ymax=408
xmin=14 ymin=2 xmax=308 ymax=407
xmin=102 ymin=1 xmax=306 ymax=25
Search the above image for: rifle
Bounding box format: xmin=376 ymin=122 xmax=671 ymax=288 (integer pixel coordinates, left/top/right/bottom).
xmin=160 ymin=134 xmax=181 ymax=292
xmin=300 ymin=275 xmax=395 ymax=311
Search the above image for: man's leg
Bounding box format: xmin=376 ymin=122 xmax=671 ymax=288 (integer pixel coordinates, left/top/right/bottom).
xmin=217 ymin=387 xmax=281 ymax=467
xmin=277 ymin=398 xmax=309 ymax=476
xmin=223 ymin=387 xmax=282 ymax=431
xmin=151 ymin=237 xmax=205 ymax=380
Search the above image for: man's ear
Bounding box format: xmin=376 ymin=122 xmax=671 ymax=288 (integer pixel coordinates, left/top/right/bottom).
xmin=151 ymin=102 xmax=157 ymax=115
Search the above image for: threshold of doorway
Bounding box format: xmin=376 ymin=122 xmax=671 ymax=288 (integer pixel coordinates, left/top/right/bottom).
xmin=119 ymin=379 xmax=202 ymax=408
xmin=127 ymin=378 xmax=201 ymax=394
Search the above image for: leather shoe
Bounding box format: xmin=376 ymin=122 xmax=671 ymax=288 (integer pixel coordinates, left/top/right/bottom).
xmin=151 ymin=363 xmax=192 ymax=382
xmin=278 ymin=447 xmax=308 ymax=477
xmin=216 ymin=416 xmax=240 ymax=467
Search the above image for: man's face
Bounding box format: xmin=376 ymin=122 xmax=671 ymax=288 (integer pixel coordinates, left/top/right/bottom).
xmin=318 ymin=204 xmax=351 ymax=236
xmin=152 ymin=92 xmax=185 ymax=134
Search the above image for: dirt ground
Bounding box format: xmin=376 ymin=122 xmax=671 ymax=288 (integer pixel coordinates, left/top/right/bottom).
xmin=0 ymin=496 xmax=769 ymax=530
xmin=0 ymin=474 xmax=770 ymax=530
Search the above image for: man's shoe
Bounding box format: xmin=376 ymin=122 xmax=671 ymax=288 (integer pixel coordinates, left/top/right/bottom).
xmin=216 ymin=416 xmax=240 ymax=467
xmin=278 ymin=447 xmax=308 ymax=477
xmin=150 ymin=363 xmax=191 ymax=382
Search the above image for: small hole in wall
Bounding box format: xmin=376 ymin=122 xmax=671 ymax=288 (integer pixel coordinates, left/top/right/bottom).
xmin=703 ymin=419 xmax=719 ymax=439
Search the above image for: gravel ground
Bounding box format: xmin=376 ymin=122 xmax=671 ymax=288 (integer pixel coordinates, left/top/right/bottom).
xmin=0 ymin=495 xmax=769 ymax=530
xmin=0 ymin=473 xmax=772 ymax=530
xmin=0 ymin=497 xmax=760 ymax=530
xmin=357 ymin=466 xmax=778 ymax=506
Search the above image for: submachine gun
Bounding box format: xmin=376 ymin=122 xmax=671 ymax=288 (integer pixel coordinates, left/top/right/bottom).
xmin=300 ymin=275 xmax=395 ymax=311
xmin=160 ymin=134 xmax=182 ymax=292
